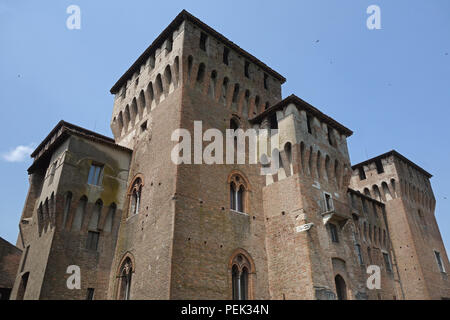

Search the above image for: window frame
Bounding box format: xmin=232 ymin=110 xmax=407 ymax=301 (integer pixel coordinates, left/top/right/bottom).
xmin=329 ymin=223 xmax=339 ymax=243
xmin=434 ymin=250 xmax=446 ymax=273
xmin=87 ymin=163 xmax=104 ymax=186
xmin=382 ymin=251 xmax=393 ymax=273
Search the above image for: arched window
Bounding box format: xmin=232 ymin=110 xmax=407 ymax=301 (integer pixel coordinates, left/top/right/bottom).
xmin=88 ymin=199 xmax=102 ymax=230
xmin=334 ymin=275 xmax=347 ymax=300
xmin=382 ymin=182 xmax=392 ymax=201
xmin=187 ymin=55 xmax=193 ymax=80
xmin=129 ymin=178 xmax=143 ymax=216
xmin=196 ymin=63 xmax=205 ymax=84
xmin=282 ymin=143 xmax=292 ymax=176
xmin=104 ymin=203 xmax=117 ymax=233
xmin=221 ymin=77 xmax=229 ymax=105
xmin=316 ymin=151 xmax=322 ymax=179
xmin=229 ymin=173 xmax=249 ymax=213
xmin=232 ymin=84 xmax=240 ymax=111
xmin=230 ymin=252 xmax=253 ymax=300
xmin=254 ymin=96 xmax=260 ymax=115
xmin=71 ymin=196 xmax=87 ymax=232
xmin=117 ymin=257 xmax=134 ymax=300
xmin=208 ymin=70 xmax=217 ymax=99
xmin=138 ymin=90 xmax=146 ymax=115
xmin=146 ymin=82 xmax=154 ymax=106
xmin=373 ymin=185 xmax=382 ymax=202
xmin=242 ymin=90 xmax=250 ymax=118
xmin=164 ymin=65 xmax=172 ymax=87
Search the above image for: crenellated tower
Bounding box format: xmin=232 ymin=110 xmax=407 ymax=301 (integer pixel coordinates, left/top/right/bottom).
xmin=350 ymin=151 xmax=450 ymax=299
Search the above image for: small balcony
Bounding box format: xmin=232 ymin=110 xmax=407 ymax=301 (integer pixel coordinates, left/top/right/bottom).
xmin=319 ymin=197 xmax=351 ymax=226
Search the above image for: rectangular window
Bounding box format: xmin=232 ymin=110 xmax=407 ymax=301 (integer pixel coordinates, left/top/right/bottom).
xmin=329 ymin=223 xmax=339 ymax=243
xmin=358 ymin=167 xmax=366 ymax=180
xmin=435 ymin=251 xmax=446 ymax=273
xmin=199 ymin=32 xmax=207 ymax=51
xmin=383 ymin=252 xmax=393 ymax=273
xmin=86 ymin=288 xmax=95 ymax=300
xmin=306 ymin=114 xmax=312 ymax=134
xmin=223 ymin=47 xmax=230 ymax=65
xmin=264 ymin=73 xmax=268 ymax=90
xmin=375 ymin=159 xmax=384 ymax=174
xmin=87 ymin=164 xmax=103 ymax=186
xmin=86 ymin=231 xmax=100 ymax=251
xmin=244 ymin=61 xmax=250 ymax=78
xmin=355 ymin=244 xmax=364 ymax=265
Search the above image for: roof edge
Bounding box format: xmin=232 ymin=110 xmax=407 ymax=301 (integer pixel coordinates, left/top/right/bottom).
xmin=351 ymin=150 xmax=432 ymax=178
xmin=249 ymin=94 xmax=353 ymax=137
xmin=110 ymin=9 xmax=286 ymax=94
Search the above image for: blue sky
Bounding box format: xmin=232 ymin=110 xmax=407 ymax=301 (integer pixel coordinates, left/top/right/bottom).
xmin=0 ymin=1 xmax=449 ymax=251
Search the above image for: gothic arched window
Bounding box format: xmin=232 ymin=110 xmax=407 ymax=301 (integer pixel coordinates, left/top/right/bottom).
xmin=117 ymin=257 xmax=134 ymax=300
xmin=230 ymin=252 xmax=253 ymax=300
xmin=129 ymin=177 xmax=143 ymax=216
xmin=229 ymin=173 xmax=249 ymax=213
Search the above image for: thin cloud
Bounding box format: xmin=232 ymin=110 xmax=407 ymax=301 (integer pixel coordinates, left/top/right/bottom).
xmin=2 ymin=144 xmax=34 ymax=163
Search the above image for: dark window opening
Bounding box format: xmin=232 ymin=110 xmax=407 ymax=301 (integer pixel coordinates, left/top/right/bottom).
xmin=306 ymin=114 xmax=313 ymax=134
xmin=435 ymin=251 xmax=445 ymax=273
xmin=329 ymin=223 xmax=339 ymax=243
xmin=223 ymin=47 xmax=230 ymax=65
xmin=358 ymin=167 xmax=366 ymax=180
xmin=269 ymin=113 xmax=278 ymax=130
xmin=86 ymin=231 xmax=100 ymax=251
xmin=335 ymin=275 xmax=347 ymax=300
xmin=199 ymin=32 xmax=207 ymax=51
xmin=327 ymin=126 xmax=334 ymax=146
xmin=325 ymin=193 xmax=333 ymax=211
xmin=264 ymin=73 xmax=268 ymax=90
xmin=375 ymin=159 xmax=384 ymax=174
xmin=383 ymin=253 xmax=393 ymax=273
xmin=86 ymin=288 xmax=95 ymax=300
xmin=140 ymin=121 xmax=147 ymax=133
xmin=244 ymin=61 xmax=250 ymax=78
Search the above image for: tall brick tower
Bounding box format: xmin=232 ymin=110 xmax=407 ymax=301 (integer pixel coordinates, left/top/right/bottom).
xmin=107 ymin=10 xmax=285 ymax=299
xmin=250 ymin=96 xmax=399 ymax=299
xmin=350 ymin=151 xmax=450 ymax=299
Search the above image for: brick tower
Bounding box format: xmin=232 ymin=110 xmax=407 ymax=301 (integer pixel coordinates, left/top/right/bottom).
xmin=350 ymin=151 xmax=450 ymax=299
xmin=107 ymin=10 xmax=285 ymax=299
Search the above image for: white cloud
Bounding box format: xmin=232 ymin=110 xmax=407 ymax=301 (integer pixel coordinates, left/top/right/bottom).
xmin=2 ymin=145 xmax=34 ymax=163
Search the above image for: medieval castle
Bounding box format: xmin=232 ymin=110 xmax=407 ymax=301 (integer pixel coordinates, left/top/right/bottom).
xmin=0 ymin=10 xmax=449 ymax=300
